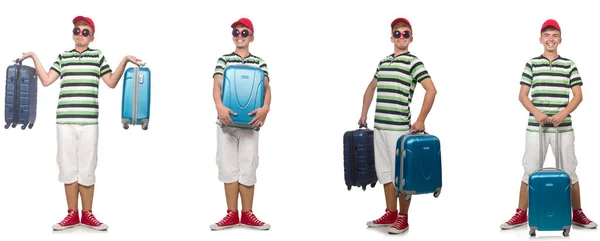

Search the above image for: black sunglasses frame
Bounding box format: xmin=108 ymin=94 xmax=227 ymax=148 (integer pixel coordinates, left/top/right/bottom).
xmin=232 ymin=29 xmax=250 ymax=37
xmin=73 ymin=28 xmax=91 ymax=37
xmin=393 ymin=30 xmax=411 ymax=39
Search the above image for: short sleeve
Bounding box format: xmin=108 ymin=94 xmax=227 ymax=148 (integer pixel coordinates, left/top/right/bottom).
xmin=520 ymin=61 xmax=533 ymax=86
xmin=50 ymin=54 xmax=62 ymax=75
xmin=213 ymin=57 xmax=226 ymax=77
xmin=373 ymin=60 xmax=382 ymax=79
xmin=569 ymin=62 xmax=583 ymax=87
xmin=258 ymin=58 xmax=269 ymax=79
xmin=410 ymin=57 xmax=430 ymax=83
xmin=98 ymin=51 xmax=112 ymax=77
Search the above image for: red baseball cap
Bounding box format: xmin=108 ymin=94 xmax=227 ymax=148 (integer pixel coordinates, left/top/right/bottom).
xmin=73 ymin=16 xmax=95 ymax=33
xmin=231 ymin=18 xmax=254 ymax=33
xmin=541 ymin=19 xmax=560 ymax=32
xmin=391 ymin=18 xmax=412 ymax=30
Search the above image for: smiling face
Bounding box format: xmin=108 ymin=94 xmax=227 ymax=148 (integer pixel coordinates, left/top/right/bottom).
xmin=72 ymin=20 xmax=94 ymax=48
xmin=390 ymin=22 xmax=412 ymax=50
xmin=231 ymin=24 xmax=254 ymax=48
xmin=539 ymin=27 xmax=561 ymax=52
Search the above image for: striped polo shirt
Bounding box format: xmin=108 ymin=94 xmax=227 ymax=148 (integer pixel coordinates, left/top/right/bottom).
xmin=374 ymin=52 xmax=430 ymax=131
xmin=520 ymin=55 xmax=582 ymax=133
xmin=50 ymin=48 xmax=112 ymax=125
xmin=213 ymin=52 xmax=269 ymax=126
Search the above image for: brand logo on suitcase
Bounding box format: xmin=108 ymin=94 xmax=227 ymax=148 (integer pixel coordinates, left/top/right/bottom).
xmin=241 ymin=75 xmax=249 ymax=79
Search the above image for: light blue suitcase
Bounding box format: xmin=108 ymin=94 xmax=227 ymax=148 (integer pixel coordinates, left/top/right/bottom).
xmin=121 ymin=63 xmax=151 ymax=130
xmin=528 ymin=125 xmax=571 ymax=237
xmin=220 ymin=65 xmax=264 ymax=131
xmin=394 ymin=130 xmax=442 ymax=200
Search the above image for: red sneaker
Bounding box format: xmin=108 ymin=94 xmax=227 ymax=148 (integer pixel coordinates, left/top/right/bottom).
xmin=572 ymin=208 xmax=598 ymax=229
xmin=210 ymin=210 xmax=240 ymax=230
xmin=388 ymin=213 xmax=409 ymax=234
xmin=366 ymin=208 xmax=398 ymax=227
xmin=241 ymin=210 xmax=270 ymax=230
xmin=52 ymin=210 xmax=80 ymax=231
xmin=500 ymin=208 xmax=527 ymax=229
xmin=81 ymin=210 xmax=108 ymax=231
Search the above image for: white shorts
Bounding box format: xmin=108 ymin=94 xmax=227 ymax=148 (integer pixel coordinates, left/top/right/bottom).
xmin=522 ymin=130 xmax=579 ymax=184
xmin=56 ymin=124 xmax=99 ymax=186
xmin=374 ymin=128 xmax=407 ymax=184
xmin=216 ymin=126 xmax=259 ymax=186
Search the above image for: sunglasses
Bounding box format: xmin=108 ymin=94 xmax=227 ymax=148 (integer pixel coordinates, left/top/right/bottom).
xmin=73 ymin=27 xmax=91 ymax=37
xmin=232 ymin=29 xmax=250 ymax=37
xmin=393 ymin=30 xmax=411 ymax=39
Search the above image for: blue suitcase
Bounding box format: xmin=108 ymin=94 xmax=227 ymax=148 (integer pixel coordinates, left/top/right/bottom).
xmin=394 ymin=131 xmax=442 ymax=200
xmin=220 ymin=65 xmax=264 ymax=131
xmin=4 ymin=59 xmax=38 ymax=130
xmin=343 ymin=124 xmax=378 ymax=191
xmin=528 ymin=126 xmax=571 ymax=237
xmin=121 ymin=63 xmax=151 ymax=130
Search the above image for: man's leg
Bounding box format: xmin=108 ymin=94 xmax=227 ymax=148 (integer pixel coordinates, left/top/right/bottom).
xmin=501 ymin=130 xmax=547 ymax=230
xmin=77 ymin=125 xmax=106 ymax=231
xmin=211 ymin=126 xmax=241 ymax=230
xmin=238 ymin=129 xmax=269 ymax=230
xmin=559 ymin=131 xmax=597 ymax=228
xmin=367 ymin=129 xmax=398 ymax=228
xmin=386 ymin=130 xmax=409 ymax=234
xmin=53 ymin=124 xmax=80 ymax=231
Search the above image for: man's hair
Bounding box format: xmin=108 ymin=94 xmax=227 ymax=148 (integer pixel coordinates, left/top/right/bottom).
xmin=541 ymin=26 xmax=560 ymax=36
xmin=392 ymin=22 xmax=410 ymax=33
xmin=74 ymin=20 xmax=93 ymax=34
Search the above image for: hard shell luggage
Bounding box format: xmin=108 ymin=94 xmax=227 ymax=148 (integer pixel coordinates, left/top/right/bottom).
xmin=343 ymin=124 xmax=378 ymax=191
xmin=528 ymin=125 xmax=572 ymax=237
xmin=394 ymin=130 xmax=442 ymax=200
xmin=220 ymin=65 xmax=264 ymax=131
xmin=4 ymin=59 xmax=38 ymax=130
xmin=121 ymin=63 xmax=151 ymax=130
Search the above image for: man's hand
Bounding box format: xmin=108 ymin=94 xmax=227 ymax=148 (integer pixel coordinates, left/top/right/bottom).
xmin=358 ymin=115 xmax=367 ymax=127
xmin=217 ymin=105 xmax=236 ymax=125
xmin=125 ymin=55 xmax=143 ymax=65
xmin=534 ymin=112 xmax=551 ymax=125
xmin=550 ymin=112 xmax=567 ymax=127
xmin=411 ymin=120 xmax=425 ymax=132
xmin=249 ymin=107 xmax=270 ymax=128
xmin=17 ymin=52 xmax=36 ymax=63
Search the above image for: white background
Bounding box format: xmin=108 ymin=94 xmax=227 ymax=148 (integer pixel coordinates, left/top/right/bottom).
xmin=0 ymin=0 xmax=598 ymax=240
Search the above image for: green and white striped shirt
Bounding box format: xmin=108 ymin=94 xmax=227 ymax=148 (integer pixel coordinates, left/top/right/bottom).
xmin=51 ymin=48 xmax=111 ymax=125
xmin=520 ymin=55 xmax=582 ymax=133
xmin=374 ymin=52 xmax=430 ymax=131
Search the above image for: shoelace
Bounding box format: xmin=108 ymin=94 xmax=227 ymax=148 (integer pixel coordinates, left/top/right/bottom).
xmin=217 ymin=212 xmax=235 ymax=225
xmin=84 ymin=212 xmax=102 ymax=226
xmin=392 ymin=216 xmax=407 ymax=229
xmin=508 ymin=211 xmax=524 ymax=224
xmin=575 ymin=211 xmax=590 ymax=223
xmin=375 ymin=211 xmax=394 ymax=223
xmin=245 ymin=212 xmax=264 ymax=225
xmin=59 ymin=212 xmax=76 ymax=225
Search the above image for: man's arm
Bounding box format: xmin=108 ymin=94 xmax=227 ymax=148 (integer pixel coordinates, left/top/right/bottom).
xmin=213 ymin=74 xmax=224 ymax=108
xmin=262 ymin=76 xmax=271 ymax=109
xmin=562 ymin=85 xmax=583 ymax=116
xmin=101 ymin=56 xmax=141 ymax=89
xmin=414 ymin=77 xmax=437 ymax=123
xmin=19 ymin=52 xmax=60 ymax=86
xmin=361 ymin=77 xmax=377 ymax=118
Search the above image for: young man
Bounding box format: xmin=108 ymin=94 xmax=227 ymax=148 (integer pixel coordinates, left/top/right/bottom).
xmin=17 ymin=16 xmax=142 ymax=231
xmin=500 ymin=19 xmax=597 ymax=230
xmin=210 ymin=17 xmax=272 ymax=231
xmin=358 ymin=18 xmax=437 ymax=234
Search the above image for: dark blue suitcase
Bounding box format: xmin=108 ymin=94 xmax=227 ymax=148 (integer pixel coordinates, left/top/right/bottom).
xmin=528 ymin=126 xmax=571 ymax=237
xmin=394 ymin=131 xmax=442 ymax=200
xmin=220 ymin=65 xmax=264 ymax=131
xmin=121 ymin=64 xmax=151 ymax=130
xmin=343 ymin=124 xmax=377 ymax=191
xmin=4 ymin=59 xmax=38 ymax=130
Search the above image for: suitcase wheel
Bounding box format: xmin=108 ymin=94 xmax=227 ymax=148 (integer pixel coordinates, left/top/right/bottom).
xmin=563 ymin=229 xmax=569 ymax=237
xmin=28 ymin=123 xmax=33 ymax=129
xmin=141 ymin=119 xmax=149 ymax=130
xmin=123 ymin=123 xmax=130 ymax=130
xmin=347 ymin=185 xmax=351 ymax=191
xmin=370 ymin=182 xmax=376 ymax=188
xmin=11 ymin=123 xmax=16 ymax=128
xmin=434 ymin=190 xmax=441 ymax=198
xmin=404 ymin=194 xmax=412 ymax=201
xmin=21 ymin=124 xmax=26 ymax=130
xmin=4 ymin=123 xmax=9 ymax=129
xmin=529 ymin=229 xmax=535 ymax=237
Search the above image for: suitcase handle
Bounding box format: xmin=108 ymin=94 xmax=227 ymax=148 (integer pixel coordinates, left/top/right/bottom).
xmin=358 ymin=123 xmax=368 ymax=129
xmin=407 ymin=129 xmax=429 ymax=135
xmin=14 ymin=58 xmax=22 ymax=65
xmin=538 ymin=124 xmax=561 ymax=170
